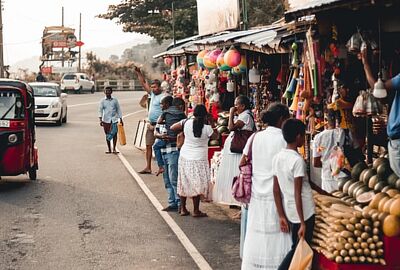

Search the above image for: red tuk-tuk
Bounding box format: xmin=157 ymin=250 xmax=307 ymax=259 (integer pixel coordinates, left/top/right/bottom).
xmin=0 ymin=79 xmax=38 ymax=180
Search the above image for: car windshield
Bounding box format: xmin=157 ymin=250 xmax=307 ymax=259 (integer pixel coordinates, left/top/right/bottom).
xmin=0 ymin=91 xmax=25 ymax=120
xmin=63 ymin=74 xmax=76 ymax=80
xmin=32 ymin=86 xmax=59 ymax=97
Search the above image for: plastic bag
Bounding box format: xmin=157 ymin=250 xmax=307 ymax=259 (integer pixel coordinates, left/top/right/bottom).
xmin=118 ymin=123 xmax=126 ymax=146
xmin=329 ymin=145 xmax=346 ymax=177
xmin=352 ymin=90 xmax=367 ymax=117
xmin=289 ymin=238 xmax=313 ymax=270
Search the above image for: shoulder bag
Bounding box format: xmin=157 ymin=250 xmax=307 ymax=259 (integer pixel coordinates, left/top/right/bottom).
xmin=231 ymin=132 xmax=257 ymax=204
xmin=230 ymin=112 xmax=256 ymax=154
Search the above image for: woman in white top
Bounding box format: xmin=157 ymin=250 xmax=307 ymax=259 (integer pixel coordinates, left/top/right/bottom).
xmin=214 ymin=95 xmax=255 ymax=205
xmin=171 ymin=104 xmax=218 ymax=217
xmin=241 ymin=103 xmax=292 ymax=270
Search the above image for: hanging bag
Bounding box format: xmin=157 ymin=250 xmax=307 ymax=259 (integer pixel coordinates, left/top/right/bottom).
xmin=231 ymin=132 xmax=257 ymax=204
xmin=118 ymin=122 xmax=126 ymax=146
xmin=288 ymin=238 xmax=314 ymax=270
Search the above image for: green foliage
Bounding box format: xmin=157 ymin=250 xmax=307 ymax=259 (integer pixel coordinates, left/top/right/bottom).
xmin=247 ymin=0 xmax=285 ymax=27
xmin=98 ymin=0 xmax=198 ymax=42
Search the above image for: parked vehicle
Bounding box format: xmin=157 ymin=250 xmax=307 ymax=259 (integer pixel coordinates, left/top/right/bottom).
xmin=60 ymin=73 xmax=95 ymax=94
xmin=29 ymin=82 xmax=67 ymax=126
xmin=0 ymin=79 xmax=38 ymax=180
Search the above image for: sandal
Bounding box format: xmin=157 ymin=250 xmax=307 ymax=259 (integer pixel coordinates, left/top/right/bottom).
xmin=180 ymin=210 xmax=190 ymax=216
xmin=105 ymin=151 xmax=112 ymax=154
xmin=192 ymin=211 xmax=208 ymax=218
xmin=138 ymin=170 xmax=152 ymax=174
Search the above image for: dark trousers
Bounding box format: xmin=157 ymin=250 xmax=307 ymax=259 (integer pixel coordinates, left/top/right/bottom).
xmin=278 ymin=215 xmax=315 ymax=270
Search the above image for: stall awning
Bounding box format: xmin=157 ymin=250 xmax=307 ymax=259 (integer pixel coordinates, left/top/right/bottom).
xmin=153 ymin=40 xmax=199 ymax=59
xmin=193 ymin=29 xmax=264 ymax=46
xmin=284 ymin=0 xmax=396 ymax=21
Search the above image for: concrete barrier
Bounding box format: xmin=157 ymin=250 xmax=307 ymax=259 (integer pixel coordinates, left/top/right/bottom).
xmin=95 ymin=80 xmax=143 ymax=91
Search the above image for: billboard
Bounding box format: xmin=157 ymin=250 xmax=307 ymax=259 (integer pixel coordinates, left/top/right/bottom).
xmin=196 ymin=0 xmax=240 ymax=35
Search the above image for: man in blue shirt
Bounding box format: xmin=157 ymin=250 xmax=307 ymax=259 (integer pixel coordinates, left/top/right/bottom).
xmin=135 ymin=66 xmax=166 ymax=174
xmin=362 ymin=49 xmax=400 ymax=176
xmin=98 ymin=87 xmax=123 ymax=154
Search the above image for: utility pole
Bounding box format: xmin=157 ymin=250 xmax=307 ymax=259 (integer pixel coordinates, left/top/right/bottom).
xmin=78 ymin=13 xmax=81 ymax=72
xmin=241 ymin=0 xmax=248 ymax=30
xmin=61 ymin=6 xmax=65 ymax=68
xmin=0 ymin=1 xmax=5 ymax=78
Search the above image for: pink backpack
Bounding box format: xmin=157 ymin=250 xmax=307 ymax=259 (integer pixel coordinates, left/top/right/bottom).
xmin=232 ymin=133 xmax=257 ymax=204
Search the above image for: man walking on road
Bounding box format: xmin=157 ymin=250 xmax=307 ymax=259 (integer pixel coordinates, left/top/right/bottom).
xmin=99 ymin=86 xmax=123 ymax=154
xmin=134 ymin=66 xmax=165 ymax=174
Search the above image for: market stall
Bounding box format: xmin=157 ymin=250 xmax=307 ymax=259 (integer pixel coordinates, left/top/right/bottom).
xmin=284 ymin=0 xmax=400 ymax=268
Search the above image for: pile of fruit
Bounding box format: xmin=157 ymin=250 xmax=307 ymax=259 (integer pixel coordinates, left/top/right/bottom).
xmin=313 ymin=194 xmax=386 ymax=265
xmin=333 ymin=157 xmax=400 ymax=238
xmin=209 ymin=113 xmax=230 ymax=147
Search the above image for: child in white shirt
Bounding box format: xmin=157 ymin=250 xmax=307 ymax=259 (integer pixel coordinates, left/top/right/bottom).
xmin=273 ymin=119 xmax=321 ymax=270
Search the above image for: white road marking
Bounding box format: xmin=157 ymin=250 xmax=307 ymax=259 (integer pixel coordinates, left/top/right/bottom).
xmin=122 ymin=110 xmax=146 ymax=119
xmin=68 ymin=98 xmax=141 ymax=108
xmin=117 ymin=152 xmax=213 ymax=270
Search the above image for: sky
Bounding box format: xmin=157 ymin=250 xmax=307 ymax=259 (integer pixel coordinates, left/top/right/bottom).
xmin=2 ymin=0 xmax=151 ymax=66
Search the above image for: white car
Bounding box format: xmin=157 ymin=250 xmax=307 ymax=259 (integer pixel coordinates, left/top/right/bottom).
xmin=60 ymin=73 xmax=95 ymax=94
xmin=30 ymin=82 xmax=68 ymax=126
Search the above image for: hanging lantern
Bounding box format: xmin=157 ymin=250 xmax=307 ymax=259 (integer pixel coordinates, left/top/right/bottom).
xmin=164 ymin=57 xmax=173 ymax=66
xmin=373 ymin=76 xmax=387 ymax=98
xmin=238 ymin=55 xmax=247 ymax=73
xmin=248 ymin=66 xmax=260 ymax=83
xmin=197 ymin=50 xmax=208 ymax=68
xmin=224 ymin=46 xmax=241 ymax=68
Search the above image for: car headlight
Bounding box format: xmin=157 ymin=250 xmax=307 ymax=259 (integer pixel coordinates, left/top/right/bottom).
xmin=51 ymin=102 xmax=61 ymax=108
xmin=8 ymin=134 xmax=18 ymax=143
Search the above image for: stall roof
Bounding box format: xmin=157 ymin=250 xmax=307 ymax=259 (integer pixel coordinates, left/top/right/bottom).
xmin=153 ymin=40 xmax=199 ymax=59
xmin=193 ymin=29 xmax=264 ymax=46
xmin=284 ymin=0 xmax=397 ymax=21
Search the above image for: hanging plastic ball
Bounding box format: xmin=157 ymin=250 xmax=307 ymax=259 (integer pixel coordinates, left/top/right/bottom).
xmin=238 ymin=55 xmax=247 ymax=73
xmin=164 ymin=57 xmax=173 ymax=66
xmin=224 ymin=46 xmax=241 ymax=68
xmin=197 ymin=50 xmax=208 ymax=68
xmin=231 ymin=66 xmax=242 ymax=75
xmin=203 ymin=49 xmax=221 ymax=69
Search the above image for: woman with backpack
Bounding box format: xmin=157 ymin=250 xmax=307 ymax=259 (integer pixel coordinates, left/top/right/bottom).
xmin=241 ymin=103 xmax=292 ymax=270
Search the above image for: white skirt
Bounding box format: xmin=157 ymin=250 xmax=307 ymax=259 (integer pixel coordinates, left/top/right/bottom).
xmin=178 ymin=157 xmax=210 ymax=197
xmin=213 ymin=133 xmax=241 ymax=205
xmin=241 ymin=193 xmax=292 ymax=270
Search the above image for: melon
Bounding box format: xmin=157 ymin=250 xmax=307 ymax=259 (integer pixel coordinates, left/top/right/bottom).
xmin=386 ymin=189 xmax=400 ymax=198
xmin=359 ymin=169 xmax=369 ymax=184
xmin=396 ymin=179 xmax=400 ymax=190
xmin=355 ymin=186 xmax=370 ymax=198
xmin=217 ymin=126 xmax=228 ymax=134
xmin=343 ymin=180 xmax=356 ymax=194
xmin=352 ymin=162 xmax=368 ymax=181
xmin=373 ymin=157 xmax=389 ymax=170
xmin=382 ymin=186 xmax=392 ymax=193
xmin=209 ymin=140 xmax=220 ymax=146
xmin=378 ymin=196 xmax=391 ymax=212
xmin=388 ymin=174 xmax=399 ymax=187
xmin=374 ymin=181 xmax=387 ymax=192
xmin=383 ymin=198 xmax=396 ymax=213
xmin=390 ymin=198 xmax=400 ymax=216
xmin=338 ymin=178 xmax=349 ymax=191
xmin=377 ymin=163 xmax=393 ymax=179
xmin=379 ymin=212 xmax=389 ymax=223
xmin=383 ymin=215 xmax=400 ymax=237
xmin=349 ymin=182 xmax=365 ymax=197
xmin=357 ymin=191 xmax=376 ymax=204
xmin=363 ymin=169 xmax=377 ymax=185
xmin=370 ymin=193 xmax=389 ymax=209
xmin=368 ymin=175 xmax=382 ymax=189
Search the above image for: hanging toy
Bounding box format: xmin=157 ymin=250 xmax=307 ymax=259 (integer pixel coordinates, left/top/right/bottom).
xmin=291 ymin=42 xmax=299 ymax=67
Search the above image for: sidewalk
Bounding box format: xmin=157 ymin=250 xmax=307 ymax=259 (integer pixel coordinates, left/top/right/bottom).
xmin=118 ymin=141 xmax=242 ymax=269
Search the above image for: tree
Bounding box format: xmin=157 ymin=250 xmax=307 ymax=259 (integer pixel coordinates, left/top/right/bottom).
xmin=98 ymin=0 xmax=198 ymax=42
xmin=247 ymin=0 xmax=285 ymax=27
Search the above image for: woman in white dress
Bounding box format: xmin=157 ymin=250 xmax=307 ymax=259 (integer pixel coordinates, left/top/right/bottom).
xmin=214 ymin=95 xmax=255 ymax=205
xmin=241 ymin=103 xmax=292 ymax=270
xmin=171 ymin=104 xmax=218 ymax=217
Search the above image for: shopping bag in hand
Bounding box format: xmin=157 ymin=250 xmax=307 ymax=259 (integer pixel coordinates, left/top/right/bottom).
xmin=118 ymin=123 xmax=126 ymax=146
xmin=288 ymin=238 xmax=313 ymax=270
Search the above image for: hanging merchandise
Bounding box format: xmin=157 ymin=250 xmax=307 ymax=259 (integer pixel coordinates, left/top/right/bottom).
xmin=352 ymin=90 xmax=368 ymax=117
xmin=224 ymin=46 xmax=241 ymax=68
xmin=238 ymin=55 xmax=247 ymax=73
xmin=249 ymin=66 xmax=260 ymax=84
xmin=226 ymin=79 xmax=236 ymax=92
xmin=197 ymin=49 xmax=209 ymax=68
xmin=217 ymin=48 xmax=231 ymax=71
xmin=204 ymin=49 xmax=221 ymax=69
xmin=164 ymin=57 xmax=173 ymax=66
xmin=231 ymin=66 xmax=242 ymax=75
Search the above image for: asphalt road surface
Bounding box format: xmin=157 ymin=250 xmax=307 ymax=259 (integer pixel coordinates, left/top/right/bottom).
xmin=0 ymin=91 xmax=241 ymax=270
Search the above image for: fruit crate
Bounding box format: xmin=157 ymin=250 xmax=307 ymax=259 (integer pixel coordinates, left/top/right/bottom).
xmin=314 ymin=236 xmax=400 ymax=269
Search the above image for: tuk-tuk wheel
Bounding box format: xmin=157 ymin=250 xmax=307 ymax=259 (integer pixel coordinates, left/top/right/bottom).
xmin=29 ymin=168 xmax=37 ymax=181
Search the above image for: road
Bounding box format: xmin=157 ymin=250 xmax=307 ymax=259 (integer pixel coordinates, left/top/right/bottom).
xmin=0 ymin=91 xmax=241 ymax=270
